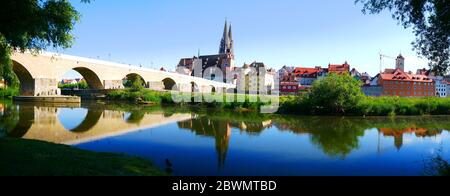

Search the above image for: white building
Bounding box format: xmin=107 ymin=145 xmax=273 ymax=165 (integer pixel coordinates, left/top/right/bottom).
xmin=430 ymin=76 xmax=447 ymax=97
xmin=447 ymin=82 xmax=450 ymax=98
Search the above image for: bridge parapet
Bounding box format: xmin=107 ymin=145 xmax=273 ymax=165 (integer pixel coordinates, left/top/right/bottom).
xmin=11 ymin=51 xmax=236 ymax=97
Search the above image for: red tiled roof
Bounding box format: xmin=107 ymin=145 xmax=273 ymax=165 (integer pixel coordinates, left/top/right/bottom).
xmin=380 ymin=69 xmax=433 ymax=83
xmin=293 ymin=67 xmax=322 ymax=78
xmin=329 ymin=62 xmax=350 ymax=74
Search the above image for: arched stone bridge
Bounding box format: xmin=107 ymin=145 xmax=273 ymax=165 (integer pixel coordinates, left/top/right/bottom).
xmin=11 ymin=51 xmax=235 ymax=96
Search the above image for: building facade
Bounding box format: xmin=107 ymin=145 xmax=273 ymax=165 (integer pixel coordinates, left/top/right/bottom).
xmin=427 ymin=76 xmax=448 ymax=97
xmin=378 ymin=69 xmax=435 ymax=97
xmin=239 ymin=62 xmax=276 ymax=94
xmin=328 ymin=62 xmax=350 ymax=75
xmin=293 ymin=67 xmax=325 ymax=87
xmin=177 ymin=20 xmax=235 ymax=82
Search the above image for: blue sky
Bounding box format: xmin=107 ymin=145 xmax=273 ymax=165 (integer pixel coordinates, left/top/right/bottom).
xmin=59 ymin=0 xmax=428 ymax=79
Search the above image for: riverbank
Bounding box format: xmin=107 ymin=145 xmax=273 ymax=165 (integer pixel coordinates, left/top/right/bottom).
xmin=0 ymin=138 xmax=166 ymax=176
xmin=278 ymin=96 xmax=450 ymax=116
xmin=105 ymin=88 xmax=450 ymax=116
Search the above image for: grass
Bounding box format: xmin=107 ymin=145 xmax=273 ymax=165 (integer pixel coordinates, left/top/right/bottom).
xmin=0 ymin=138 xmax=166 ymax=176
xmin=278 ymin=95 xmax=450 ymax=116
xmin=106 ymin=88 xmax=173 ymax=104
xmin=106 ymin=89 xmax=273 ymax=112
xmin=104 ymin=86 xmax=450 ymax=116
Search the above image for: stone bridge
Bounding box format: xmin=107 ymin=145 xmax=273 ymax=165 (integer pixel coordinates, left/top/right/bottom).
xmin=11 ymin=51 xmax=235 ymax=96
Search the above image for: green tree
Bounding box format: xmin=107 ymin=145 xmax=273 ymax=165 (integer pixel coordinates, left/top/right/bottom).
xmin=307 ymin=73 xmax=364 ymax=114
xmin=130 ymin=76 xmax=145 ymax=92
xmin=0 ymin=0 xmax=91 ymax=87
xmin=356 ymin=0 xmax=450 ymax=75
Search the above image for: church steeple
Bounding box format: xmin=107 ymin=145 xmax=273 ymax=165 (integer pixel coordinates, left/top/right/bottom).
xmin=228 ymin=24 xmax=233 ymax=56
xmin=219 ymin=20 xmax=233 ymax=56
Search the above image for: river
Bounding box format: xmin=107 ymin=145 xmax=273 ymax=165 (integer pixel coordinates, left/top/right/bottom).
xmin=1 ymin=100 xmax=449 ymax=176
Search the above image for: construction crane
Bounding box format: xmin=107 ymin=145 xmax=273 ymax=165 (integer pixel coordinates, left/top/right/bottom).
xmin=379 ymin=52 xmax=396 ymax=73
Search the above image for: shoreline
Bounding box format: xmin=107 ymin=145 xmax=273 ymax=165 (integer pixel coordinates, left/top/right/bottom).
xmin=0 ymin=138 xmax=166 ymax=176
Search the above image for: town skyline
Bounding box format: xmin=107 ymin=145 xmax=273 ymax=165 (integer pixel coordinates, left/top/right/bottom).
xmin=57 ymin=0 xmax=429 ymax=79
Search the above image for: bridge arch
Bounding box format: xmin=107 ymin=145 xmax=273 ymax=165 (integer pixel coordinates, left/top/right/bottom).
xmin=162 ymin=77 xmax=176 ymax=91
xmin=70 ymin=67 xmax=104 ymax=89
xmin=57 ymin=108 xmax=103 ymax=133
xmin=12 ymin=60 xmax=35 ymax=96
xmin=124 ymin=73 xmax=147 ymax=88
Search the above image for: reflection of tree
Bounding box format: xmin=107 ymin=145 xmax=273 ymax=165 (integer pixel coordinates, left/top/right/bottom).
xmin=275 ymin=117 xmax=365 ymax=158
xmin=125 ymin=110 xmax=145 ymax=124
xmin=0 ymin=103 xmax=19 ymax=137
xmin=274 ymin=116 xmax=450 ymax=157
xmin=1 ymin=105 xmax=33 ymax=138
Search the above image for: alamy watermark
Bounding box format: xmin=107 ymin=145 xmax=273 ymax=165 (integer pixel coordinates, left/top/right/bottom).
xmin=169 ymin=60 xmax=280 ymax=114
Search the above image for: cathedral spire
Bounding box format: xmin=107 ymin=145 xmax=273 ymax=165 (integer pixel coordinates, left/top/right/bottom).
xmin=223 ymin=20 xmax=229 ymax=41
xmin=228 ymin=24 xmax=232 ymax=41
xmin=219 ymin=19 xmax=229 ymax=54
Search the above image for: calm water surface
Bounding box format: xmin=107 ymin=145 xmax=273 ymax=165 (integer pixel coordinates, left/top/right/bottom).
xmin=1 ymin=100 xmax=449 ymax=176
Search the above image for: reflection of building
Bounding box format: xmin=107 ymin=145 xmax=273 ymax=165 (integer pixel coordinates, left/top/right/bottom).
xmin=177 ymin=117 xmax=273 ymax=168
xmin=178 ymin=118 xmax=231 ymax=168
xmin=378 ymin=128 xmax=443 ymax=150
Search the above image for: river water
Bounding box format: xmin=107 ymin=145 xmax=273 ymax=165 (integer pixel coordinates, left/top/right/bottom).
xmin=1 ymin=100 xmax=449 ymax=176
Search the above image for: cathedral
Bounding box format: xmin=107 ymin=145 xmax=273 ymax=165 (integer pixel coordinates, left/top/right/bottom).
xmin=177 ymin=20 xmax=235 ymax=81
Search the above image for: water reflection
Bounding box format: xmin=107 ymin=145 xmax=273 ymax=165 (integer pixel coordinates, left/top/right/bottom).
xmin=0 ymin=102 xmax=192 ymax=145
xmin=1 ymin=101 xmax=449 ymax=175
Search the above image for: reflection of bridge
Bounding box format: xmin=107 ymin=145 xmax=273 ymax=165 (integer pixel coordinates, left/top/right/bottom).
xmin=11 ymin=52 xmax=235 ymax=96
xmin=13 ymin=105 xmax=192 ymax=145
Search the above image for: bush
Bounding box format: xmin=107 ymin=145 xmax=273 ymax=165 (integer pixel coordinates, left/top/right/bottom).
xmin=58 ymin=81 xmax=89 ymax=90
xmin=0 ymin=88 xmax=18 ymax=98
xmin=277 ymin=74 xmax=450 ymax=116
xmin=305 ymin=73 xmax=364 ymax=114
xmin=106 ymin=89 xmax=173 ymax=104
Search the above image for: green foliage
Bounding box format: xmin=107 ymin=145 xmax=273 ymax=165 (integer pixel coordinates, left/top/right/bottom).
xmin=356 ymin=0 xmax=450 ymax=75
xmin=424 ymin=147 xmax=450 ymax=176
xmin=0 ymin=0 xmax=90 ymax=87
xmin=354 ymin=96 xmax=450 ymax=116
xmin=107 ymin=89 xmax=173 ymax=104
xmin=58 ymin=81 xmax=89 ymax=90
xmin=130 ymin=76 xmax=145 ymax=92
xmin=0 ymin=88 xmax=19 ymax=98
xmin=306 ymin=73 xmax=364 ymax=114
xmin=278 ymin=74 xmax=450 ymax=116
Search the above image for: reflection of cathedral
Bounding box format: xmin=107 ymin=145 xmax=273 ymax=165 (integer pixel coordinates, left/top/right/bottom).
xmin=178 ymin=118 xmax=231 ymax=168
xmin=177 ymin=117 xmax=273 ymax=168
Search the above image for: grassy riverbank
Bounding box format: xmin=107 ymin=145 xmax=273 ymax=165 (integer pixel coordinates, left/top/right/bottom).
xmin=279 ymin=96 xmax=450 ymax=116
xmin=105 ymin=88 xmax=450 ymax=116
xmin=0 ymin=138 xmax=166 ymax=176
xmin=106 ymin=88 xmax=173 ymax=104
xmin=106 ymin=88 xmax=270 ymax=111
